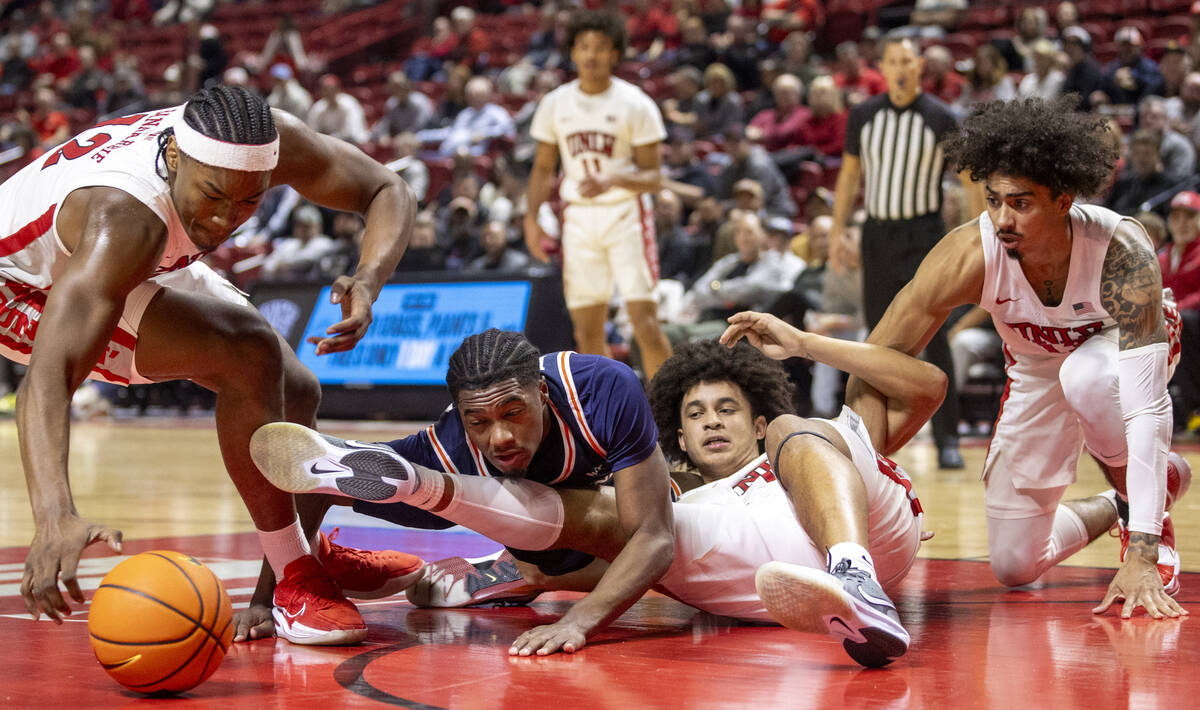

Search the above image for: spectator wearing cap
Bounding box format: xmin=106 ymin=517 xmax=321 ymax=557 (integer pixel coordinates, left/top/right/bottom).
xmin=266 ymin=63 xmax=312 ymax=119
xmin=833 ymin=41 xmax=887 ymax=105
xmin=1018 ymin=39 xmax=1065 ymax=102
xmin=718 ymin=125 xmax=797 ymax=218
xmin=666 ymin=211 xmax=791 ymax=344
xmin=420 ymin=76 xmax=515 ymax=157
xmin=1094 ymin=26 xmax=1164 ymax=108
xmin=1106 ymin=129 xmax=1173 ymax=218
xmin=764 ymin=215 xmax=806 ymax=283
xmin=371 ymin=71 xmax=434 ymax=145
xmin=921 ymin=45 xmax=967 ymax=104
xmin=1164 ymin=190 xmax=1200 ymax=431
xmin=261 ymin=204 xmax=338 ymax=281
xmin=1139 ymin=95 xmax=1196 ymax=184
xmin=306 ymin=74 xmax=369 ymax=145
xmin=1061 ymin=26 xmax=1103 ymax=111
xmin=804 ymin=74 xmax=848 ymax=159
xmin=747 ymin=73 xmax=810 ymax=153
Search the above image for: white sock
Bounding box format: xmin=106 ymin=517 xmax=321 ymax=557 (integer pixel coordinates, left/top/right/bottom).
xmin=1098 ymin=489 xmax=1122 ymax=517
xmin=828 ymin=541 xmax=876 ymax=578
xmin=436 ymin=476 xmax=565 ymax=551
xmin=258 ymin=517 xmax=312 ymax=578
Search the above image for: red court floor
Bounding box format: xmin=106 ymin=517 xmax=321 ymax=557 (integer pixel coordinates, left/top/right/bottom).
xmin=1 ymin=525 xmax=1194 ymax=709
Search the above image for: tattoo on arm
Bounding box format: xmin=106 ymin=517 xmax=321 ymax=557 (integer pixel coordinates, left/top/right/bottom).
xmin=1126 ymin=531 xmax=1161 ymax=563
xmin=1099 ymin=231 xmax=1167 ymax=350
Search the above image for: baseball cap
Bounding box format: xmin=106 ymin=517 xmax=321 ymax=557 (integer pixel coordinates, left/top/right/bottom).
xmin=765 ymin=215 xmax=793 ymax=233
xmin=1115 ymin=26 xmax=1143 ymax=46
xmin=733 ymin=179 xmax=763 ymax=197
xmin=1061 ymin=26 xmax=1091 ymax=47
xmin=270 ymin=63 xmax=293 ymax=80
xmin=1170 ymin=190 xmax=1200 ymax=212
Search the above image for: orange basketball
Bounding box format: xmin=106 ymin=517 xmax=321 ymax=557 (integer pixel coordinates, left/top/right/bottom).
xmin=88 ymin=550 xmax=234 ymax=695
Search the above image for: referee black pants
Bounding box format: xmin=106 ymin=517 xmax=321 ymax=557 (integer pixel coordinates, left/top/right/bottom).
xmin=861 ymin=212 xmax=960 ymax=448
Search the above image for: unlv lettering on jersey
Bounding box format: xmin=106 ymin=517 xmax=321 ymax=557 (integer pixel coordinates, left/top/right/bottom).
xmin=1006 ymin=320 xmax=1104 ymax=353
xmin=566 ymin=131 xmax=616 ymax=158
xmin=732 ymin=462 xmax=776 ymax=495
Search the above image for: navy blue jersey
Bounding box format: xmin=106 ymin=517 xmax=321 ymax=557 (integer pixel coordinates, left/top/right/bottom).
xmin=354 ymin=352 xmax=659 ymax=530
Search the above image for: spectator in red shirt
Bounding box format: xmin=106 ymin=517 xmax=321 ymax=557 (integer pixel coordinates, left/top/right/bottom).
xmin=25 ymin=86 xmax=70 ymax=150
xmin=36 ymin=32 xmax=81 ymax=82
xmin=747 ymin=73 xmax=810 ymax=153
xmin=628 ymin=0 xmax=680 ymax=56
xmin=804 ymin=75 xmax=847 ymax=159
xmin=450 ymin=6 xmax=491 ymax=72
xmin=1163 ymin=190 xmax=1200 ymax=430
xmin=762 ymin=0 xmax=824 ymax=45
xmin=833 ymin=40 xmax=887 ymax=106
xmin=921 ymin=45 xmax=966 ymax=105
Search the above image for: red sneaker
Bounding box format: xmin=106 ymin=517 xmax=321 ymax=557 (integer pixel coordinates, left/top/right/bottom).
xmin=1117 ymin=514 xmax=1181 ymax=597
xmin=273 ymin=555 xmax=367 ymax=645
xmin=318 ymin=528 xmax=425 ymax=599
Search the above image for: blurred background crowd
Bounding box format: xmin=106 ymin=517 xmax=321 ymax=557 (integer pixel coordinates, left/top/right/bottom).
xmin=1 ymin=0 xmax=1198 ymax=442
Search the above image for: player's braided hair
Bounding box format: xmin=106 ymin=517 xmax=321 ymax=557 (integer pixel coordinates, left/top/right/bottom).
xmin=156 ymin=85 xmax=277 ymax=179
xmin=943 ymin=95 xmax=1118 ymax=198
xmin=648 ymin=340 xmax=795 ymax=464
xmin=446 ymin=329 xmax=542 ymax=398
xmin=563 ymin=9 xmax=628 ymax=56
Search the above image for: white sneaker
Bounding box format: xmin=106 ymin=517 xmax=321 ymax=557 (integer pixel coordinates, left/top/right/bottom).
xmin=249 ymin=422 xmax=415 ymax=501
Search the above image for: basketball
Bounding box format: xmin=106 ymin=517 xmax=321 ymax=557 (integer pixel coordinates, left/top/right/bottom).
xmin=88 ymin=551 xmax=234 ymax=695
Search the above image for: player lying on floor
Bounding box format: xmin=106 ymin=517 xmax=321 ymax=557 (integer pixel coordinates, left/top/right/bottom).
xmin=245 ymin=325 xmax=945 ymax=667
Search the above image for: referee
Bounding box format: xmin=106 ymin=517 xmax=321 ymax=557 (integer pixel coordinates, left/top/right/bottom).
xmin=830 ymin=34 xmax=983 ymax=468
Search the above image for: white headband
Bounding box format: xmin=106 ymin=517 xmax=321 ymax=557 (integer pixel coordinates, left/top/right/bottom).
xmin=173 ymin=119 xmax=280 ymax=172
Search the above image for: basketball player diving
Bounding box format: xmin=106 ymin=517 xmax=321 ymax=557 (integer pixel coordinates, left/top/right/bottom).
xmin=3 ymin=86 xmax=419 ymax=645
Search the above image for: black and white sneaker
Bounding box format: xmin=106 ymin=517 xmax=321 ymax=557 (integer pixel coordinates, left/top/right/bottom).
xmin=406 ymin=550 xmax=542 ymax=608
xmin=755 ymin=559 xmax=910 ymax=668
xmin=249 ymin=422 xmax=416 ymax=502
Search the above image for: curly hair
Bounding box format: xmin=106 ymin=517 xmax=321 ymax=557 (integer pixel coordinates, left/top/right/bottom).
xmin=563 ymin=9 xmax=628 ymax=56
xmin=943 ymin=96 xmax=1118 ymax=198
xmin=648 ymin=340 xmax=795 ymax=464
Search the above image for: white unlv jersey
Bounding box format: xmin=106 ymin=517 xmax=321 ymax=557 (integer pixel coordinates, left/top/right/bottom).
xmin=978 ymin=203 xmax=1148 ymax=360
xmin=0 ymin=105 xmax=204 ymax=289
xmin=530 ymin=77 xmax=666 ymax=206
xmin=678 ymin=453 xmax=793 ymax=514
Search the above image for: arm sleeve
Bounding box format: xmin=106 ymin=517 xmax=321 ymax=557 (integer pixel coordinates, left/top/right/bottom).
xmin=1119 ymin=342 xmax=1172 ymax=535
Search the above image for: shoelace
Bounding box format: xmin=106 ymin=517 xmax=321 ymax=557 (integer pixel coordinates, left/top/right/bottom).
xmin=323 ymin=528 xmax=378 ymax=573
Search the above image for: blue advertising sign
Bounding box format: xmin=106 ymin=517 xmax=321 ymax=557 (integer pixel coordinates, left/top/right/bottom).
xmin=298 ymin=281 xmax=532 ymax=385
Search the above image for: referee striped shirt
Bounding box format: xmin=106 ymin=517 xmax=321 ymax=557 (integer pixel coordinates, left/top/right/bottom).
xmin=845 ymin=93 xmax=958 ymax=221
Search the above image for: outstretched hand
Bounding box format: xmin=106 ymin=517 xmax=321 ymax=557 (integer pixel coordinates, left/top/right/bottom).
xmin=307 ymin=275 xmax=375 ymax=355
xmin=1093 ymin=538 xmax=1187 ymax=619
xmin=21 ymin=515 xmax=123 ymax=623
xmin=719 ymin=311 xmax=808 ymax=360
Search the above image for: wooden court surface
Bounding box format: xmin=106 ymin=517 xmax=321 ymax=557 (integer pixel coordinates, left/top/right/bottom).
xmin=1 ymin=418 xmax=1197 ymax=708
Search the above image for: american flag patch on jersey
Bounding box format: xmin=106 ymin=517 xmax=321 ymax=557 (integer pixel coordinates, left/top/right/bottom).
xmin=1073 ymin=301 xmax=1094 ymax=314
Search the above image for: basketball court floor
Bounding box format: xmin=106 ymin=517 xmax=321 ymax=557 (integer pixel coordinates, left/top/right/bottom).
xmin=1 ymin=418 xmax=1196 ymax=708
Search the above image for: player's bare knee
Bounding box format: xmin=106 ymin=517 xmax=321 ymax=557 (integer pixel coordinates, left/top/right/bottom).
xmin=217 ymin=316 xmax=285 ymax=384
xmin=283 ymin=357 xmax=321 ymax=420
xmin=765 ymin=414 xmax=817 ymax=459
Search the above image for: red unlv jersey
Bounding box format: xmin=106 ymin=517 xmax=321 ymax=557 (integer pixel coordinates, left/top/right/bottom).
xmin=0 ymin=105 xmax=205 ymax=290
xmin=978 ymin=203 xmax=1150 ymax=360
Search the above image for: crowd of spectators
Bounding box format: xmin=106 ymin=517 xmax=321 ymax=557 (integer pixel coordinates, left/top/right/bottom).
xmin=3 ymin=0 xmax=1200 ymax=435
